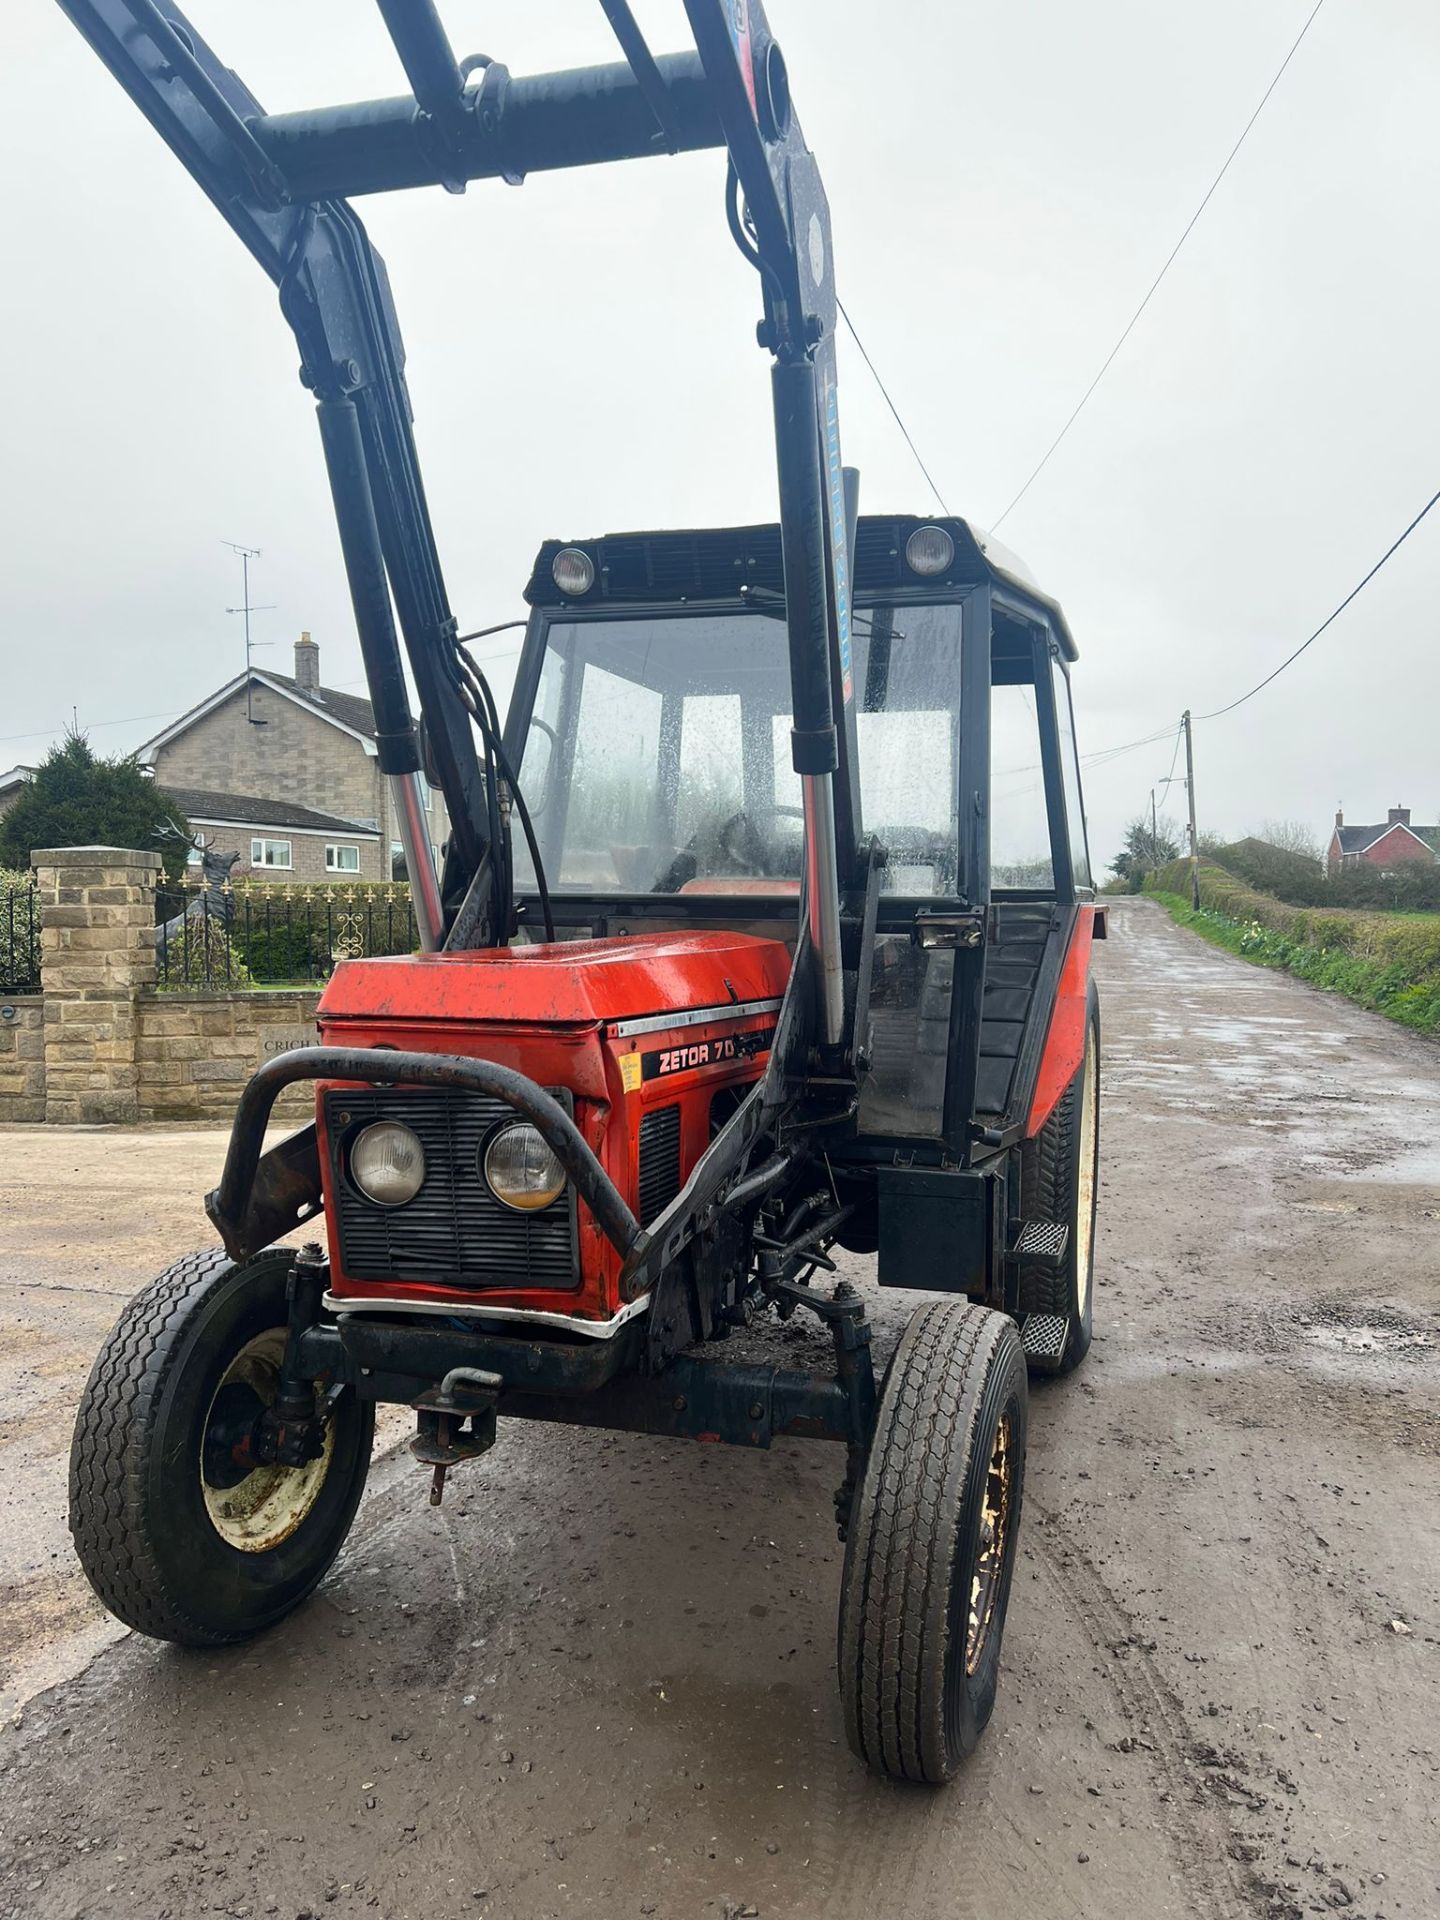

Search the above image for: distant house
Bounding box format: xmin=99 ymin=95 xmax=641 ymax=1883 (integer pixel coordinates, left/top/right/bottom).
xmin=1326 ymin=806 xmax=1438 ymax=875
xmin=136 ymin=633 xmax=449 ymax=884
xmin=0 ymin=766 xmax=36 ymax=827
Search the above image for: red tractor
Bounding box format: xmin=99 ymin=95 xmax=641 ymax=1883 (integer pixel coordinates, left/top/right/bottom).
xmin=60 ymin=0 xmax=1102 ymax=1785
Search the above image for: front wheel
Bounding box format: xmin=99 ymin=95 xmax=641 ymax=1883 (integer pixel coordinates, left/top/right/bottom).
xmin=69 ymin=1247 xmax=373 ymax=1646
xmin=838 ymin=1299 xmax=1028 ymax=1784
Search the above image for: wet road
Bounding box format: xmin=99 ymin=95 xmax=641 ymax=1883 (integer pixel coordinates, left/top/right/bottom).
xmin=1 ymin=898 xmax=1437 ymax=1919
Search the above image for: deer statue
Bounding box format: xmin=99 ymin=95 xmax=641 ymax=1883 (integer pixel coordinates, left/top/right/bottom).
xmin=158 ymin=832 xmax=241 ymax=947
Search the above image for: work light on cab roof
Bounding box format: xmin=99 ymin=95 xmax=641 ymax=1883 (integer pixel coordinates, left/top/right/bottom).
xmin=551 ymin=547 xmax=595 ymax=597
xmin=905 ymin=523 xmax=955 ymax=575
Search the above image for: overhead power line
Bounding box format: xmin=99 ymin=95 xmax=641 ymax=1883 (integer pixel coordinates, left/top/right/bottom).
xmin=995 ymin=721 xmax=1177 ymax=783
xmin=0 ymin=633 xmax=526 ymax=755
xmin=1197 ymin=481 xmax=1440 ymax=719
xmin=837 ymin=296 xmax=953 ymax=517
xmin=1082 ymin=724 xmax=1183 ymax=770
xmin=1083 ymin=476 xmax=1440 ymax=774
xmin=1161 ymin=720 xmax=1184 ymax=792
xmin=0 ymin=705 xmax=183 ymax=747
xmin=991 ymin=0 xmax=1326 ymax=532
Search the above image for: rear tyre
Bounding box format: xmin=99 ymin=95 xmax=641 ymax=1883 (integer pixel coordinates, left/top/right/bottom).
xmin=69 ymin=1246 xmax=373 ymax=1647
xmin=838 ymin=1299 xmax=1028 ymax=1784
xmin=1018 ymin=984 xmax=1100 ymax=1375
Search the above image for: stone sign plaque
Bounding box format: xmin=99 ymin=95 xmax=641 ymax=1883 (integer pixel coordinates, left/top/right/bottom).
xmin=258 ymin=1025 xmax=321 ymax=1059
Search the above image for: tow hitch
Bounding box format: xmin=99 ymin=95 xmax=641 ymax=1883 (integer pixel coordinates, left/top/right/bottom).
xmin=411 ymin=1368 xmax=502 ymax=1506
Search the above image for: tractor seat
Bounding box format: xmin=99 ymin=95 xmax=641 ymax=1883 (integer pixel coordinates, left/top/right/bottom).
xmin=677 ymin=878 xmax=802 ymax=896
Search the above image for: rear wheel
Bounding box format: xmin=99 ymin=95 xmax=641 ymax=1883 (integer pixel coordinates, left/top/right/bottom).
xmin=1019 ymin=985 xmax=1100 ymax=1375
xmin=69 ymin=1247 xmax=373 ymax=1647
xmin=838 ymin=1299 xmax=1028 ymax=1784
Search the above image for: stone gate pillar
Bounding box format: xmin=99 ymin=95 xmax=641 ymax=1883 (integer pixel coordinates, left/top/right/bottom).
xmin=33 ymin=846 xmax=160 ymax=1124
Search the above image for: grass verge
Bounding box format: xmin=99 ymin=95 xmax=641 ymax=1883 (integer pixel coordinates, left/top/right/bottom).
xmin=1148 ymin=888 xmax=1440 ymax=1034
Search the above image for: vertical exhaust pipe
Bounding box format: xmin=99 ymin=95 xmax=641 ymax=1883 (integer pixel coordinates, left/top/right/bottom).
xmin=771 ymin=361 xmax=845 ymax=1048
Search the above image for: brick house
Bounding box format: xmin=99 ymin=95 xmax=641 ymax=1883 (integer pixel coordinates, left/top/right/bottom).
xmin=136 ymin=633 xmax=450 ymax=884
xmin=1326 ymin=806 xmax=1438 ymax=875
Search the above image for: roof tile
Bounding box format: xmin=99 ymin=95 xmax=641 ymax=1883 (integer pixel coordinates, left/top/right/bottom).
xmin=160 ymin=785 xmax=379 ymax=836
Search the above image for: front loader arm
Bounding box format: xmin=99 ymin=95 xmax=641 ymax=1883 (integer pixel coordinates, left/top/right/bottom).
xmin=57 ymin=0 xmax=497 ymax=946
xmin=683 ymin=3 xmax=857 ymax=1048
xmin=56 ymin=1 xmax=857 ymax=1037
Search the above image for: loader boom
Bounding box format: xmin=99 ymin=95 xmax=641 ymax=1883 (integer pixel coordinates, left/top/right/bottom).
xmin=58 ymin=0 xmax=854 ymax=1036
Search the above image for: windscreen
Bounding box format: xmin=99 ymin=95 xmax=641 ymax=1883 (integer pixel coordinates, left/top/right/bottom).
xmin=513 ymin=603 xmax=963 ymax=896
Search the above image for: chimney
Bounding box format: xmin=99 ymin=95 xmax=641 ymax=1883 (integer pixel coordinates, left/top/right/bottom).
xmin=1335 ymin=807 xmax=1343 ymax=829
xmin=1389 ymin=805 xmax=1410 ymax=827
xmin=294 ymin=630 xmax=320 ymax=696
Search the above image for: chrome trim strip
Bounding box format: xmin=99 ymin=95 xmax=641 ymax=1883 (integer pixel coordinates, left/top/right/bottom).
xmin=607 ymin=996 xmax=782 ymax=1040
xmin=322 ymin=1290 xmax=650 ymax=1340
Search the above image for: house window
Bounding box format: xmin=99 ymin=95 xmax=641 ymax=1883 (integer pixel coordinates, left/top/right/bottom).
xmin=325 ymin=843 xmax=360 ymax=874
xmin=251 ymin=837 xmax=292 ymax=870
xmin=391 ymin=842 xmax=406 ymax=880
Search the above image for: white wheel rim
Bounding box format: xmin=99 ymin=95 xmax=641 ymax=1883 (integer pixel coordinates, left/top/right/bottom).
xmin=200 ymin=1328 xmax=334 ymax=1554
xmin=1075 ymin=1025 xmax=1098 ymax=1318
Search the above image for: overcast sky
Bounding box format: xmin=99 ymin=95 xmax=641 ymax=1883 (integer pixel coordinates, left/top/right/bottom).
xmin=4 ymin=0 xmax=1439 ymax=870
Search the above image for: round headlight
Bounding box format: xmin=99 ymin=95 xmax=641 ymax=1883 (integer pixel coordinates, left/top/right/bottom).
xmin=350 ymin=1121 xmax=425 ymax=1208
xmin=552 ymin=547 xmax=595 ymax=597
xmin=483 ymin=1122 xmax=566 ymax=1213
xmin=905 ymin=525 xmax=955 ymax=577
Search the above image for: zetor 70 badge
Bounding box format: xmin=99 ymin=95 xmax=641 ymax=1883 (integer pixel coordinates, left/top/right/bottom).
xmin=644 ymin=1025 xmax=775 ymax=1082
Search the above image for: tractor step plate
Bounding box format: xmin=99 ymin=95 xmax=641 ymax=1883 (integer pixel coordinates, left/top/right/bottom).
xmin=1020 ymin=1313 xmax=1069 ymax=1363
xmin=1009 ymin=1219 xmax=1070 ymax=1271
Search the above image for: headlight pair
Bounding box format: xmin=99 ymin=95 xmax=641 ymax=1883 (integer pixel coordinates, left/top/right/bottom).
xmin=348 ymin=1118 xmax=565 ymax=1213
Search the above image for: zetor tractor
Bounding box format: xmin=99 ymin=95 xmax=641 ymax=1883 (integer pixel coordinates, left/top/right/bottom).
xmin=62 ymin=2 xmax=1102 ymax=1783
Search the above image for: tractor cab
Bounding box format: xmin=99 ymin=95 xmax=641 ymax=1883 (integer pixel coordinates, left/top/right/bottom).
xmin=507 ymin=511 xmax=1095 ymax=1215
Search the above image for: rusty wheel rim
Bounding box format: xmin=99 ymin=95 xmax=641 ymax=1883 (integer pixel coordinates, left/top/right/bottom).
xmin=200 ymin=1329 xmax=334 ymax=1554
xmin=966 ymin=1410 xmax=1015 ymax=1675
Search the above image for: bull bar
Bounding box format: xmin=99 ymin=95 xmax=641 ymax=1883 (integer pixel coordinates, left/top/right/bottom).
xmin=205 ymin=1046 xmax=643 ymax=1266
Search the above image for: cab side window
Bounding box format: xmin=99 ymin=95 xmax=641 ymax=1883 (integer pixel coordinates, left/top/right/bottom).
xmin=990 ymin=679 xmax=1055 ymax=891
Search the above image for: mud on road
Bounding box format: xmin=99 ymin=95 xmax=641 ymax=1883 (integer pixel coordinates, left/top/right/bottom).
xmin=1 ymin=898 xmax=1437 ymax=1919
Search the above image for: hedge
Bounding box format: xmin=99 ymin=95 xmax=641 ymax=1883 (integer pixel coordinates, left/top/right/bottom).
xmin=1147 ymin=860 xmax=1440 ymax=1033
xmin=1215 ymin=835 xmax=1440 ymax=913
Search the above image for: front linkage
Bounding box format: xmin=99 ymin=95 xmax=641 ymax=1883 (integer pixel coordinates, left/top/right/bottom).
xmin=265 ymin=1242 xmax=879 ymax=1535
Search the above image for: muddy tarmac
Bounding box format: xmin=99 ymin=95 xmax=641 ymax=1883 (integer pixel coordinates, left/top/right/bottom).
xmin=2 ymin=898 xmax=1436 ymax=1918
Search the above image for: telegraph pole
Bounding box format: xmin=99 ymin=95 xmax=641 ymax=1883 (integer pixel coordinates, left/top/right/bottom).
xmin=223 ymin=541 xmax=275 ymax=725
xmin=1183 ymin=709 xmax=1200 ymax=910
xmin=1150 ymin=786 xmax=1158 ymax=860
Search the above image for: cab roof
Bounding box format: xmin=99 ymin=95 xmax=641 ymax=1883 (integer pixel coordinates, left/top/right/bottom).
xmin=524 ymin=514 xmax=1078 ymax=661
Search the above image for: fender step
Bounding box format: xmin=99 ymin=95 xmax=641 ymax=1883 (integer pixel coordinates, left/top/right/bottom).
xmin=1020 ymin=1312 xmax=1069 ymax=1364
xmin=1006 ymin=1219 xmax=1070 ymax=1272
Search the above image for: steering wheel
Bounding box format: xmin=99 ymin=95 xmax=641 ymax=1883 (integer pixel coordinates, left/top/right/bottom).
xmin=715 ymin=803 xmax=804 ymax=876
xmin=654 ymin=803 xmax=804 ymax=891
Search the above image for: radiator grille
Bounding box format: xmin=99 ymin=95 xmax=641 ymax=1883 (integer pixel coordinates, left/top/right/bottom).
xmin=326 ymin=1088 xmax=578 ymax=1291
xmin=637 ymin=1105 xmax=682 ymax=1227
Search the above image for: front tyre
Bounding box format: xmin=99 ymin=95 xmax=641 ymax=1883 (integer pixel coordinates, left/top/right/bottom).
xmin=69 ymin=1247 xmax=373 ymax=1647
xmin=838 ymin=1300 xmax=1028 ymax=1784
